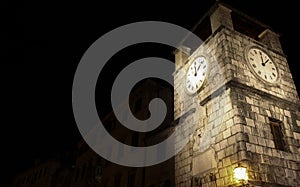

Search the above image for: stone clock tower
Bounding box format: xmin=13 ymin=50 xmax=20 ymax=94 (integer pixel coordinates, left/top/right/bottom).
xmin=174 ymin=2 xmax=300 ymax=187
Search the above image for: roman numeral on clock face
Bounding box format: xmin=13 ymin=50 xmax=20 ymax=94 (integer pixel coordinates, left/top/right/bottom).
xmin=247 ymin=47 xmax=279 ymax=84
xmin=185 ymin=56 xmax=208 ymax=94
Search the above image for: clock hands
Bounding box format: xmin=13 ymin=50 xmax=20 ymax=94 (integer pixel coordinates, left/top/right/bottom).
xmin=186 ymin=57 xmax=208 ymax=94
xmin=260 ymin=54 xmax=269 ymax=66
xmin=262 ymin=59 xmax=269 ymax=66
xmin=194 ymin=66 xmax=197 ymax=76
xmin=248 ymin=48 xmax=278 ymax=83
xmin=197 ymin=64 xmax=201 ymax=71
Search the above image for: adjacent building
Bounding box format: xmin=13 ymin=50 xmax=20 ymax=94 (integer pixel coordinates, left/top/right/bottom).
xmin=12 ymin=79 xmax=174 ymax=187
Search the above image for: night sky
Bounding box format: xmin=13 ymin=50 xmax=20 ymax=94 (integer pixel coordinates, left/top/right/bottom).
xmin=2 ymin=0 xmax=299 ymax=185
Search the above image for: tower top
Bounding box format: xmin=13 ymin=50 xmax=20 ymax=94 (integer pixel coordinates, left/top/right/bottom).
xmin=180 ymin=1 xmax=283 ymax=54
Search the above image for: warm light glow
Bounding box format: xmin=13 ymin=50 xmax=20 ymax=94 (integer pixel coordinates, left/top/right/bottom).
xmin=234 ymin=167 xmax=248 ymax=181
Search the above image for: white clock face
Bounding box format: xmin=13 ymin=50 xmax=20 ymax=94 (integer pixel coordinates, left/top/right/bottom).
xmin=246 ymin=47 xmax=279 ymax=83
xmin=185 ymin=56 xmax=208 ymax=94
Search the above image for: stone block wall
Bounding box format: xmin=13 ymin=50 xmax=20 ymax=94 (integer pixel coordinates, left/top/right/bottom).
xmin=224 ymin=28 xmax=299 ymax=103
xmin=227 ymin=86 xmax=300 ymax=187
xmin=174 ymin=26 xmax=300 ymax=187
xmin=174 ymin=28 xmax=239 ymax=187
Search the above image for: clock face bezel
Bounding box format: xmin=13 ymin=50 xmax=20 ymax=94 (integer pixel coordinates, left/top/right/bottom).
xmin=245 ymin=46 xmax=280 ymax=85
xmin=185 ymin=55 xmax=209 ymax=95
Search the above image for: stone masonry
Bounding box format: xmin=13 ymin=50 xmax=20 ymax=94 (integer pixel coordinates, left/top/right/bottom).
xmin=174 ymin=3 xmax=300 ymax=187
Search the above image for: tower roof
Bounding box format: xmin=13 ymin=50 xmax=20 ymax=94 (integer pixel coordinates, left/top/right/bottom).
xmin=177 ymin=1 xmax=280 ymax=52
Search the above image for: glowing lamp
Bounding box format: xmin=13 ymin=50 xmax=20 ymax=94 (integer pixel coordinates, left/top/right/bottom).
xmin=234 ymin=166 xmax=248 ymax=181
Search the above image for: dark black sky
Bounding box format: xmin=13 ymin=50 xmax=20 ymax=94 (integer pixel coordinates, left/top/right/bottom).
xmin=2 ymin=0 xmax=299 ymax=185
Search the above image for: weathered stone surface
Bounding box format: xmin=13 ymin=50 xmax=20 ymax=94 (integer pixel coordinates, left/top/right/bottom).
xmin=175 ymin=4 xmax=300 ymax=187
xmin=192 ymin=149 xmax=217 ymax=175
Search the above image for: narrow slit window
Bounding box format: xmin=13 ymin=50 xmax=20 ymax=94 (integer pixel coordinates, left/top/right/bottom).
xmin=270 ymin=121 xmax=285 ymax=151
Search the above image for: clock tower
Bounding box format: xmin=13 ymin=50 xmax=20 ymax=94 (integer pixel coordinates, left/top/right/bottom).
xmin=174 ymin=2 xmax=300 ymax=187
